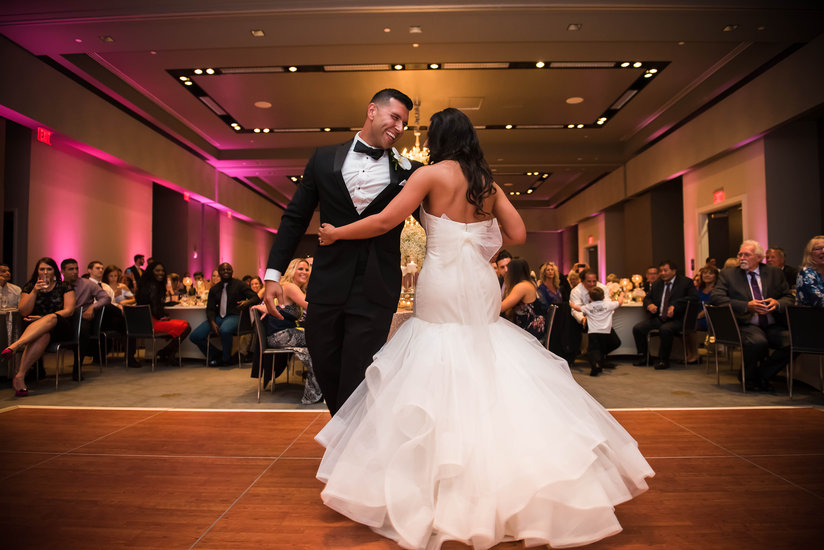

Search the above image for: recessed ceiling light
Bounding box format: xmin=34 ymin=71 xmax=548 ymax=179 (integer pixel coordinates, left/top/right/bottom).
xmin=149 ymin=50 xmax=157 ymax=55
xmin=288 ymin=66 xmax=298 ymax=72
xmin=74 ymin=38 xmax=83 ymax=43
xmin=722 ymin=24 xmax=739 ymax=32
xmin=644 ymin=73 xmax=653 ymax=78
xmin=633 ymin=61 xmax=642 ymax=68
xmin=505 ymin=124 xmax=513 ymax=129
xmin=576 ymin=124 xmax=584 ymax=128
xmin=194 ymin=69 xmax=203 ymax=75
xmin=566 ymin=97 xmax=584 ymax=104
xmin=757 ymin=26 xmax=766 ymax=31
xmin=412 ymin=43 xmax=420 ymax=48
xmin=384 ymin=27 xmax=391 ymax=33
xmin=526 ymin=189 xmax=533 ymax=194
xmin=429 ymin=63 xmax=440 ymax=69
xmin=184 ymin=81 xmax=193 ymax=86
xmin=179 ymin=76 xmax=189 ymax=81
xmin=323 ymin=127 xmax=331 ymax=132
xmin=567 ymin=124 xmax=575 ymax=129
xmin=620 ymin=62 xmax=630 ymax=67
xmin=205 ymin=68 xmax=215 ymax=75
xmin=567 ymin=23 xmax=582 ymax=31
xmin=678 ymin=41 xmax=686 ymax=46
xmin=253 ymin=128 xmax=261 ymax=133
xmin=409 ymin=25 xmax=422 ymax=34
xmin=262 ymin=128 xmax=270 ymax=133
xmin=393 ymin=64 xmax=404 ymax=70
xmin=254 ymin=101 xmax=272 ymax=109
xmin=535 ymin=61 xmax=545 ymax=68
xmin=99 ymin=35 xmax=114 ymax=43
xmin=251 ymin=29 xmax=265 ymax=37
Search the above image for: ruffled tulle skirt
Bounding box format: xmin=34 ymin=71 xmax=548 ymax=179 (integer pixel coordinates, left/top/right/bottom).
xmin=316 ymin=316 xmax=654 ymax=549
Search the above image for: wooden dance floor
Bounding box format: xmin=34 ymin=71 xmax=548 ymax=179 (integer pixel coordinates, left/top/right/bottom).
xmin=0 ymin=406 xmax=822 ymax=549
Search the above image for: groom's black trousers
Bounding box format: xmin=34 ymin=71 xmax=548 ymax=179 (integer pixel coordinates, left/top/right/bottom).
xmin=304 ymin=274 xmax=395 ymax=415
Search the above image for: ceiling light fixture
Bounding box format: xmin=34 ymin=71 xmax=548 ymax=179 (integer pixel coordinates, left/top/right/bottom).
xmin=393 ymin=64 xmax=404 ymax=70
xmin=566 ymin=97 xmax=584 ymax=104
xmin=633 ymin=61 xmax=642 ymax=68
xmin=384 ymin=27 xmax=391 ymax=33
xmin=288 ymin=66 xmax=298 ymax=72
xmin=323 ymin=127 xmax=331 ymax=132
xmin=254 ymin=101 xmax=272 ymax=109
xmin=205 ymin=68 xmax=215 ymax=75
xmin=429 ymin=63 xmax=440 ymax=69
xmin=505 ymin=124 xmax=513 ymax=129
xmin=409 ymin=25 xmax=422 ymax=34
xmin=722 ymin=24 xmax=739 ymax=32
xmin=550 ymin=61 xmax=615 ymax=68
xmin=412 ymin=43 xmax=420 ymax=48
xmin=183 ymin=81 xmax=193 ymax=86
xmin=535 ymin=61 xmax=545 ymax=68
xmin=194 ymin=69 xmax=203 ymax=75
xmin=620 ymin=62 xmax=630 ymax=67
xmin=567 ymin=23 xmax=582 ymax=31
xmin=610 ymin=89 xmax=638 ymax=110
xmin=251 ymin=29 xmax=265 ymax=37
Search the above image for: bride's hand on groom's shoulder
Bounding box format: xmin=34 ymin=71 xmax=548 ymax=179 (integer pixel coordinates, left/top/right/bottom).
xmin=318 ymin=223 xmax=337 ymax=246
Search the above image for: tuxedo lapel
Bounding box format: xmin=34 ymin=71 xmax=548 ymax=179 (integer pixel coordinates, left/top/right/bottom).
xmin=332 ymin=140 xmax=358 ymax=216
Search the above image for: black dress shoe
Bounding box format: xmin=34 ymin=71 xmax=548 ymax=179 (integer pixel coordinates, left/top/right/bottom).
xmin=654 ymin=361 xmax=670 ymax=370
xmin=632 ymin=356 xmax=648 ymax=366
xmin=589 ymin=366 xmax=603 ymax=376
xmin=208 ymin=359 xmax=225 ymax=367
xmin=601 ymin=360 xmax=616 ymax=369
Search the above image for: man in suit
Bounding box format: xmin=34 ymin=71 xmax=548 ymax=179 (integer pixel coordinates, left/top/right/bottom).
xmin=711 ymin=240 xmax=794 ymax=391
xmin=263 ymin=89 xmax=420 ymax=415
xmin=632 ymin=260 xmax=698 ymax=370
xmin=190 ymin=262 xmax=258 ymax=366
xmin=765 ymin=247 xmax=798 ymax=289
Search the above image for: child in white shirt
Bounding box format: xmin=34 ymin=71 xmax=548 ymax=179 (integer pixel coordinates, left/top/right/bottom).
xmin=571 ymin=287 xmax=623 ymax=376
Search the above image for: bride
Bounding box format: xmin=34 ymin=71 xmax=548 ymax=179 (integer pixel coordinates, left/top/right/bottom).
xmin=316 ymin=108 xmax=654 ymax=550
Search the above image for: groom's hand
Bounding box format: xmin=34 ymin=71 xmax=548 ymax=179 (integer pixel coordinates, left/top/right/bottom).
xmin=264 ymin=281 xmax=284 ymax=319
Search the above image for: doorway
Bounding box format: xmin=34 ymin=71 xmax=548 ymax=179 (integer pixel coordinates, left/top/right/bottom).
xmin=706 ymin=204 xmax=743 ymax=266
xmin=585 ymin=245 xmax=599 ymax=277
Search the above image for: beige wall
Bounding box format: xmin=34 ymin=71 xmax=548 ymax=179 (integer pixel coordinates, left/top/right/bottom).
xmin=218 ymin=214 xmax=275 ymax=280
xmin=682 ymin=139 xmax=768 ymax=276
xmin=27 ymin=134 xmax=153 ymax=272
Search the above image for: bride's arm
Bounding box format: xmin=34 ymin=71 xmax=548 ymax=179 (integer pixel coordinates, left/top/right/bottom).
xmin=491 ymin=184 xmax=526 ymax=245
xmin=319 ymin=167 xmax=433 ymax=244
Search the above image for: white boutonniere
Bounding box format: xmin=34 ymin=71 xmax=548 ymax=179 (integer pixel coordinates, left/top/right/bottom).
xmin=390 ymin=147 xmax=412 ymax=171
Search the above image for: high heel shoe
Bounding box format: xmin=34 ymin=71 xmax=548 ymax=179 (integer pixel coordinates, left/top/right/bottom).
xmin=1 ymin=347 xmax=14 ymax=362
xmin=15 ymin=388 xmax=29 ymax=397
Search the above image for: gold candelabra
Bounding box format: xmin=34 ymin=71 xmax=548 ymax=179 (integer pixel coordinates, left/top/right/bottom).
xmin=401 ymin=99 xmax=429 ymax=164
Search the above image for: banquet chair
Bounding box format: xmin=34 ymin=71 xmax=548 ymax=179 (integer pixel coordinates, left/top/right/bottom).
xmin=122 ymin=305 xmax=180 ymax=371
xmin=47 ymin=306 xmax=84 ymax=388
xmin=251 ymin=308 xmax=297 ymax=403
xmin=703 ymin=304 xmax=747 ymax=391
xmin=645 ymin=299 xmax=700 ymax=366
xmin=205 ymin=308 xmax=254 ymax=368
xmin=785 ymin=306 xmax=824 ymax=399
xmin=544 ymin=304 xmax=558 ymax=351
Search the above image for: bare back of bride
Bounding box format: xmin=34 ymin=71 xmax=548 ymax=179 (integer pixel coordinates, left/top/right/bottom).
xmin=315 ymin=108 xmax=654 ymax=550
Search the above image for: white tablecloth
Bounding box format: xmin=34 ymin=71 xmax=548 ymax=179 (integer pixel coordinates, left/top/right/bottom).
xmin=165 ymin=305 xmax=207 ymax=359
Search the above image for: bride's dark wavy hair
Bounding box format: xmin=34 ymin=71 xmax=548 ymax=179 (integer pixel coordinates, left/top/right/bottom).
xmin=427 ymin=108 xmax=496 ymax=217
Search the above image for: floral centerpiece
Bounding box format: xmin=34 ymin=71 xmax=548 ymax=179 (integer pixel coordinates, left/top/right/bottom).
xmin=399 ymin=216 xmax=426 ymax=310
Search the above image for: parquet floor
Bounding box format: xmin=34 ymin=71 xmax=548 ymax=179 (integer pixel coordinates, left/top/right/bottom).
xmin=0 ymin=406 xmax=822 ymax=549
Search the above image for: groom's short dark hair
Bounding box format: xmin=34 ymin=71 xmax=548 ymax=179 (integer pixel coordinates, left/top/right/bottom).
xmin=371 ymin=89 xmax=413 ymax=110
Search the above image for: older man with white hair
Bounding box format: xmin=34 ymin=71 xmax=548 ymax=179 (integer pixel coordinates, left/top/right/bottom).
xmin=711 ymin=240 xmax=794 ymax=391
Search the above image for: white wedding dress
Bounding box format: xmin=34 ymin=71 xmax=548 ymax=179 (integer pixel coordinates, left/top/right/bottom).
xmin=316 ymin=206 xmax=654 ymax=549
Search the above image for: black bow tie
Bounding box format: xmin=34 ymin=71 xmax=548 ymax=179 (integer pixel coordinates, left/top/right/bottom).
xmin=354 ymin=141 xmax=386 ymax=161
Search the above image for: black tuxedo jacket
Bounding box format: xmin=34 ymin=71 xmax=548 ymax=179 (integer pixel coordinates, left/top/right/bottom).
xmin=642 ymin=273 xmax=698 ymax=321
xmin=266 ymin=139 xmax=421 ymax=309
xmin=710 ymin=264 xmax=794 ymax=326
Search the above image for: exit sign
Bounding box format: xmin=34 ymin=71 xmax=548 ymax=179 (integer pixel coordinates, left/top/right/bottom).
xmin=713 ymin=189 xmax=725 ymax=204
xmin=36 ymin=127 xmax=52 ymax=145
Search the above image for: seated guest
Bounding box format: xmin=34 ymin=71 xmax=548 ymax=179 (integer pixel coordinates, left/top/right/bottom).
xmin=210 ymin=269 xmax=221 ymax=287
xmin=796 ymin=235 xmax=824 ymax=307
xmin=254 ymin=257 xmax=322 ymax=404
xmin=242 ymin=275 xmax=253 ymax=286
xmin=190 ymin=262 xmax=258 ymax=366
xmin=705 ymin=257 xmax=718 ymax=269
xmin=766 ymin=247 xmax=799 ymax=289
xmin=0 ymin=263 xmax=21 ymax=309
xmin=536 ymin=261 xmax=564 ymax=307
xmin=571 ymin=287 xmax=623 ymax=376
xmin=165 ymin=273 xmax=185 ymax=304
xmin=501 ymin=259 xmax=546 ymax=342
xmin=135 ymin=261 xmax=192 ymax=361
xmin=494 ymin=249 xmax=512 ymax=295
xmin=86 ymin=260 xmax=112 ymax=299
xmin=711 ymin=240 xmax=793 ymax=391
xmin=249 ymin=276 xmax=265 ymax=300
xmin=103 ymin=265 xmax=135 ymax=307
xmin=695 ymin=265 xmax=720 ymax=331
xmin=62 ymin=258 xmax=111 ymax=378
xmin=2 ymin=257 xmax=76 ymax=396
xmin=642 ymin=265 xmax=659 ymax=294
xmin=632 ymin=260 xmax=698 ymax=370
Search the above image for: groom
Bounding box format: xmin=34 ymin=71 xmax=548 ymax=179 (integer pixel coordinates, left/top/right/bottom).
xmin=264 ymin=89 xmax=421 ymax=415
